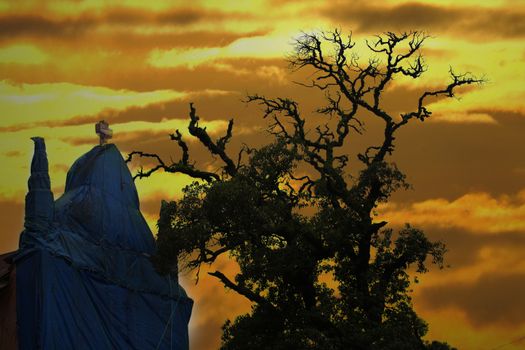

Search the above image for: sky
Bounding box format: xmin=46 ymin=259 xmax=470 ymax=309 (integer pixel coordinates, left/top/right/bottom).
xmin=0 ymin=0 xmax=525 ymax=349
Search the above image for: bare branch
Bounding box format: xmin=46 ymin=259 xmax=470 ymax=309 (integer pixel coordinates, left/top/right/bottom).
xmin=287 ymin=30 xmax=484 ymax=167
xmin=396 ymin=69 xmax=485 ymax=129
xmin=236 ymin=143 xmax=255 ymax=169
xmin=126 ymin=125 xmax=221 ymax=182
xmin=200 ymin=246 xmax=230 ymax=264
xmin=126 ymin=150 xmax=220 ymax=182
xmin=188 ymin=103 xmax=237 ymax=177
xmin=169 ymin=129 xmax=189 ymax=164
xmin=208 ymin=270 xmax=274 ymax=308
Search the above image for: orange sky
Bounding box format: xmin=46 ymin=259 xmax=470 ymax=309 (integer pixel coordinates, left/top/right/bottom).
xmin=1 ymin=1 xmax=525 ymax=349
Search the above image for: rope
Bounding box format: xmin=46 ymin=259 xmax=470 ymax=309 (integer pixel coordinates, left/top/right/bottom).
xmin=155 ymin=275 xmax=181 ymax=350
xmin=170 ymin=277 xmax=173 ymax=350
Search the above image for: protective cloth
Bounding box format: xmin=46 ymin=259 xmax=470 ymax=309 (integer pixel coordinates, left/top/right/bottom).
xmin=16 ymin=140 xmax=192 ymax=350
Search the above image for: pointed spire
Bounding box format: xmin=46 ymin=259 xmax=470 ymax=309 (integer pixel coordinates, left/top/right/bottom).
xmin=24 ymin=137 xmax=54 ymax=232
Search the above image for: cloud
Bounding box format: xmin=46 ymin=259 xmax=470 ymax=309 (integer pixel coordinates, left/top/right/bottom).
xmin=120 ymin=131 xmax=238 ymax=173
xmin=148 ymin=33 xmax=292 ymax=68
xmin=0 ymin=83 xmax=270 ymax=136
xmin=0 ymin=13 xmax=93 ymax=39
xmin=44 ymin=90 xmax=239 ymax=128
xmin=379 ymin=83 xmax=458 ymax=117
xmin=321 ymin=2 xmax=525 ymax=40
xmin=0 ymin=8 xmax=267 ymax=61
xmin=469 ymin=108 xmax=525 ymax=123
xmin=0 ymin=7 xmax=253 ymax=39
xmin=0 ymin=81 xmax=185 ymax=131
xmin=60 ymin=128 xmax=185 ymax=147
xmin=0 ymin=26 xmax=268 ymax=53
xmin=429 ymin=111 xmax=497 ymax=124
xmin=51 ymin=163 xmax=69 ymax=173
xmin=420 ymin=272 xmax=525 ymax=327
xmin=416 ymin=226 xmax=525 ymax=271
xmin=3 ymin=150 xmax=21 ymax=157
xmin=381 ymin=191 xmax=525 ymax=234
xmin=100 ymin=30 xmax=268 ymax=52
xmin=0 ymin=55 xmax=291 ymax=93
xmin=107 ymin=119 xmax=246 ymax=187
xmin=390 ymin=108 xmax=525 ymax=202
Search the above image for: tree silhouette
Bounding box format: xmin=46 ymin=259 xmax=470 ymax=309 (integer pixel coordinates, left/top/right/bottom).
xmin=127 ymin=30 xmax=481 ymax=349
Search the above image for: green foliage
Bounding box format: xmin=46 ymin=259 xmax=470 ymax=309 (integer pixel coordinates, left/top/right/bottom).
xmin=153 ymin=142 xmax=447 ymax=349
xmin=135 ymin=29 xmax=483 ymax=350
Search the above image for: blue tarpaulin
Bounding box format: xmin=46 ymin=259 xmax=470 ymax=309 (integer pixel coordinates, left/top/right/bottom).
xmin=16 ymin=138 xmax=192 ymax=350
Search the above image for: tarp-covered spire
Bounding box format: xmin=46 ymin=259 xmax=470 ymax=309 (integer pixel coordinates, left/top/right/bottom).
xmin=57 ymin=143 xmax=155 ymax=253
xmin=24 ymin=137 xmax=53 ymax=232
xmin=16 ymin=140 xmax=192 ymax=350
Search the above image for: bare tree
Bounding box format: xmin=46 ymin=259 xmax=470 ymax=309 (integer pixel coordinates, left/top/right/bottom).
xmin=127 ymin=30 xmax=482 ymax=350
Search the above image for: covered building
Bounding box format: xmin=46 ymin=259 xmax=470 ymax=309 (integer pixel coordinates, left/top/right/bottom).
xmin=0 ymin=136 xmax=192 ymax=349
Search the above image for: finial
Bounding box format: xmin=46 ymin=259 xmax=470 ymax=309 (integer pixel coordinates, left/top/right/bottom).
xmin=95 ymin=120 xmax=113 ymax=146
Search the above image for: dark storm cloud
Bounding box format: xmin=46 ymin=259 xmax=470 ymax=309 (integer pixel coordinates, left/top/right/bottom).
xmin=420 ymin=271 xmax=525 ymax=327
xmin=322 ymin=2 xmax=525 ymax=40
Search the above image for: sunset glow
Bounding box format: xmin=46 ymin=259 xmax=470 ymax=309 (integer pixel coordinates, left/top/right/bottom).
xmin=1 ymin=1 xmax=525 ymax=349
